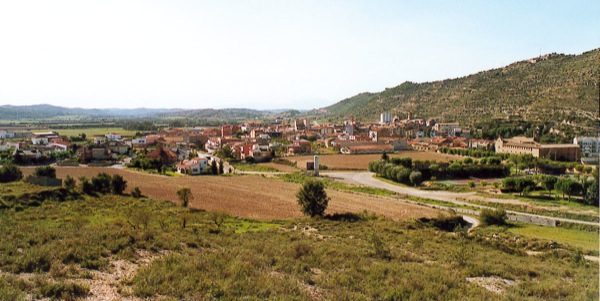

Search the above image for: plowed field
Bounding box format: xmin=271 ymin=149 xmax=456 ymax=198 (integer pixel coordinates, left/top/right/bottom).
xmin=22 ymin=167 xmax=439 ymax=221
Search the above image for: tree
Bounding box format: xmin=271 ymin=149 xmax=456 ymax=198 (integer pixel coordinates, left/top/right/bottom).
xmin=296 ymin=180 xmax=330 ymax=217
xmin=381 ymin=151 xmax=389 ymax=161
xmin=0 ymin=162 xmax=23 ymax=183
xmin=218 ymin=160 xmax=224 ymax=175
xmin=584 ymin=178 xmax=599 ymax=206
xmin=211 ymin=160 xmax=218 ymax=175
xmin=33 ymin=166 xmax=56 ymax=178
xmin=63 ymin=175 xmax=76 ymax=191
xmin=79 ymin=176 xmax=94 ymax=194
xmin=91 ymin=173 xmax=112 ymax=194
xmin=110 ymin=174 xmax=127 ymax=194
xmin=541 ymin=176 xmax=558 ymax=197
xmin=514 ymin=177 xmax=536 ymax=196
xmin=409 ymin=171 xmax=423 ymax=187
xmin=556 ymin=178 xmax=582 ymax=202
xmin=177 ymin=187 xmax=193 ymax=207
xmin=502 ymin=177 xmax=517 ymax=192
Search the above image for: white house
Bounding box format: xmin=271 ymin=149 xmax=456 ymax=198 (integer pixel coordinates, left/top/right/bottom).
xmin=105 ymin=133 xmax=122 ymax=141
xmin=132 ymin=137 xmax=147 ymax=146
xmin=31 ymin=131 xmax=58 ymax=145
xmin=47 ymin=143 xmax=69 ymax=152
xmin=176 ymin=157 xmax=209 ymax=175
xmin=31 ymin=136 xmax=49 ymax=145
xmin=0 ymin=130 xmax=15 ymax=138
xmin=94 ymin=137 xmax=107 ymax=145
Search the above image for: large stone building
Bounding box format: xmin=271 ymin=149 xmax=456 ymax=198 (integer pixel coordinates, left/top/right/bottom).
xmin=495 ymin=137 xmax=581 ymax=161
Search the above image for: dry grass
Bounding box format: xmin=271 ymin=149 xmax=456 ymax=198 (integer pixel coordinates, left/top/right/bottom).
xmin=289 ymin=151 xmax=463 ymax=170
xmin=22 ymin=167 xmax=439 ymax=221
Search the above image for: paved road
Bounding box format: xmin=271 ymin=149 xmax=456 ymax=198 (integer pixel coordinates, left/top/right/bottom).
xmin=322 ymin=172 xmax=600 ymax=226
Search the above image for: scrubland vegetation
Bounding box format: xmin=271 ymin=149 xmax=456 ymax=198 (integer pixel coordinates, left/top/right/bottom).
xmin=0 ymin=180 xmax=598 ymax=300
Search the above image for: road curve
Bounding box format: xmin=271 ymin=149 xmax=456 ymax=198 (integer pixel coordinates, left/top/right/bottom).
xmin=322 ymin=172 xmax=599 ymax=227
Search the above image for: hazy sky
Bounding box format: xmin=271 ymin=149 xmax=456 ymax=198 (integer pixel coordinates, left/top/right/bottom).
xmin=0 ymin=1 xmax=598 ymax=110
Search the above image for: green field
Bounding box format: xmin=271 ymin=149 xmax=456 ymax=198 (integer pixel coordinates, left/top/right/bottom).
xmin=232 ymin=163 xmax=279 ymax=172
xmin=48 ymin=127 xmax=139 ymax=138
xmin=508 ymin=223 xmax=599 ymax=254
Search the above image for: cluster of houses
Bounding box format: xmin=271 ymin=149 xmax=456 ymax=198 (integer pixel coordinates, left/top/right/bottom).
xmin=1 ymin=114 xmax=598 ymax=168
xmin=0 ymin=130 xmax=72 ymax=162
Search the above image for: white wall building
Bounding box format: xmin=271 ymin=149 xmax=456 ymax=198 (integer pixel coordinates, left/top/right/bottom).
xmin=574 ymin=136 xmax=600 ymax=164
xmin=105 ymin=133 xmax=122 ymax=141
xmin=0 ymin=130 xmax=15 ymax=138
xmin=380 ymin=113 xmax=393 ymax=124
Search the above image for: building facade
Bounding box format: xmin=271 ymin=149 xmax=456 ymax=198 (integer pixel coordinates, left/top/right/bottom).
xmin=495 ymin=137 xmax=581 ymax=161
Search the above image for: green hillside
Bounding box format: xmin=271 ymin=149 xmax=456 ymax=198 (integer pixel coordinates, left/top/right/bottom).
xmin=322 ymin=49 xmax=599 ymax=127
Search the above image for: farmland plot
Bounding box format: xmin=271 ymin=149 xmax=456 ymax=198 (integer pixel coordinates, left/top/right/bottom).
xmin=22 ymin=167 xmax=439 ymax=220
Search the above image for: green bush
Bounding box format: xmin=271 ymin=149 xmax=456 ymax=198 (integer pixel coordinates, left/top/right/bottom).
xmin=110 ymin=174 xmax=127 ymax=194
xmin=0 ymin=162 xmax=23 ymax=183
xmin=33 ymin=166 xmax=56 ymax=178
xmin=479 ymin=208 xmax=508 ymax=226
xmin=131 ymin=187 xmax=143 ymax=198
xmin=409 ymin=171 xmax=423 ymax=187
xmin=91 ymin=173 xmax=111 ymax=194
xmin=296 ymin=180 xmax=330 ymax=217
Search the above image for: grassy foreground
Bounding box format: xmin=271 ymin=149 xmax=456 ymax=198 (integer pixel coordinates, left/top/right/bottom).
xmin=0 ymin=184 xmax=598 ymax=300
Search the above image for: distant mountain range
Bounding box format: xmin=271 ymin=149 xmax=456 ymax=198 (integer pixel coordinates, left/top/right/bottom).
xmin=1 ymin=49 xmax=598 ymax=126
xmin=0 ymin=104 xmax=303 ymax=121
xmin=320 ymin=49 xmax=599 ymax=125
xmin=0 ymin=104 xmax=181 ymax=119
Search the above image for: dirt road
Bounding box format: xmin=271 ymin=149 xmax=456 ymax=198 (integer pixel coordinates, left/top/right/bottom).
xmin=322 ymin=172 xmax=600 ymax=226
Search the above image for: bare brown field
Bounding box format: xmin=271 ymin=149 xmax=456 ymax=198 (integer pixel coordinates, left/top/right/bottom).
xmin=289 ymin=151 xmax=463 ymax=170
xmin=22 ymin=167 xmax=439 ymax=221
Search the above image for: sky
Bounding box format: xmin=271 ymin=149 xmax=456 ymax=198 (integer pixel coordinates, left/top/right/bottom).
xmin=0 ymin=1 xmax=598 ymax=110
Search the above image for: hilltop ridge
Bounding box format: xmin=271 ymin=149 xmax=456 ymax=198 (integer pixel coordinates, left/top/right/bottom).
xmin=321 ymin=49 xmax=599 ymax=126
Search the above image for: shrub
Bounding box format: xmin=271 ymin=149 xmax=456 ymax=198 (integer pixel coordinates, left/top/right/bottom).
xmin=479 ymin=208 xmax=507 ymax=226
xmin=584 ymin=178 xmax=599 ymax=206
xmin=131 ymin=187 xmax=143 ymax=198
xmin=409 ymin=171 xmax=423 ymax=187
xmin=63 ymin=175 xmax=76 ymax=191
xmin=33 ymin=166 xmax=56 ymax=178
xmin=296 ymin=180 xmax=330 ymax=217
xmin=448 ymin=244 xmax=474 ymax=267
xmin=91 ymin=173 xmax=111 ymax=194
xmin=79 ymin=177 xmax=94 ymax=195
xmin=390 ymin=157 xmax=412 ymax=168
xmin=370 ymin=234 xmax=392 ymax=260
xmin=0 ymin=162 xmax=23 ymax=183
xmin=110 ymin=174 xmax=127 ymax=195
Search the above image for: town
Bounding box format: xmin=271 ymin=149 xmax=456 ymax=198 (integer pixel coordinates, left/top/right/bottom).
xmin=1 ymin=113 xmax=597 ymax=175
